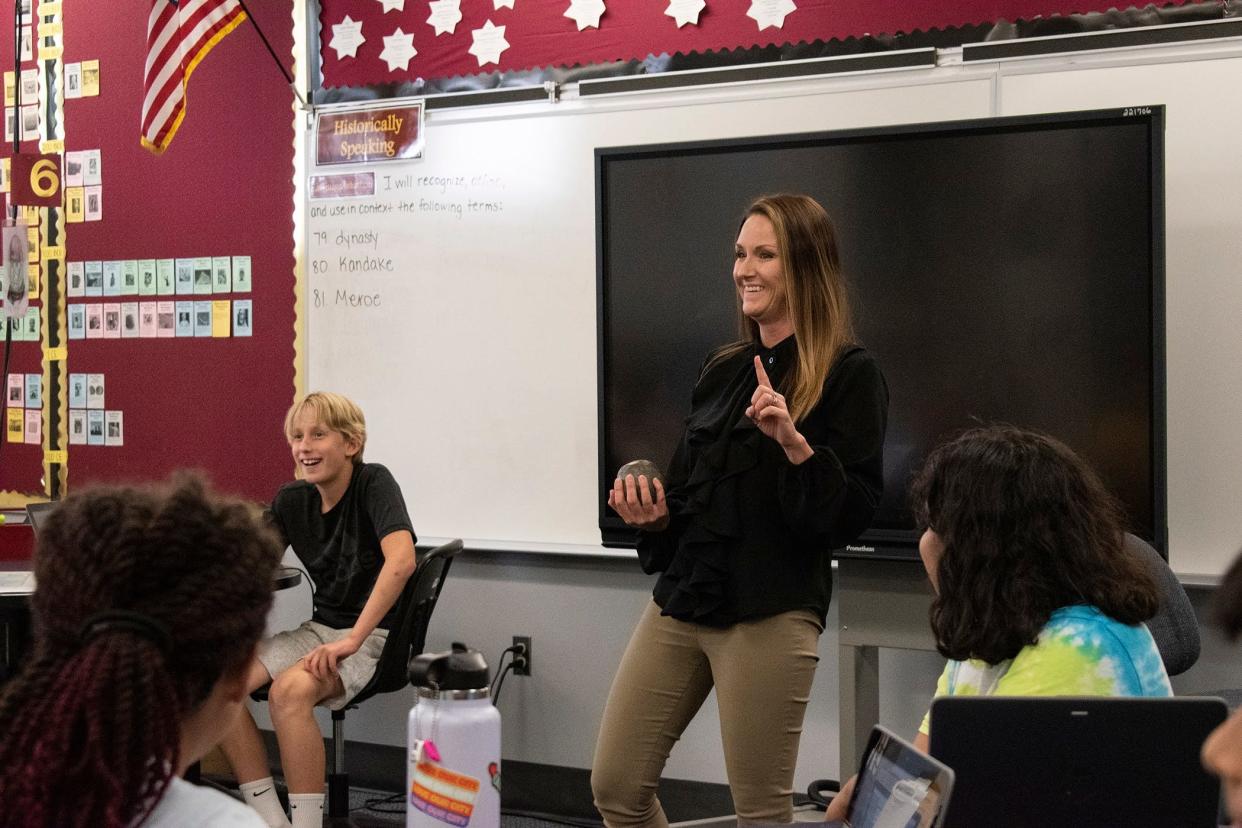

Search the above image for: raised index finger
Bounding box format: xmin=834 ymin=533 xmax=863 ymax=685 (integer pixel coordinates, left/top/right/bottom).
xmin=753 ymin=354 xmax=773 ymax=389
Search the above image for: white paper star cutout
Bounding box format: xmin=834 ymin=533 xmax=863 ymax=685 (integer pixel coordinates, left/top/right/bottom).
xmin=564 ymin=0 xmax=606 ymax=30
xmin=746 ymin=0 xmax=796 ymax=30
xmin=494 ymin=0 xmax=515 ymax=8
xmin=427 ymin=0 xmax=463 ymax=35
xmin=469 ymin=19 xmax=510 ymax=66
xmin=664 ymin=0 xmax=705 ymax=28
xmin=375 ymin=0 xmax=404 ymax=12
xmin=330 ymin=16 xmax=366 ymax=59
xmin=379 ymin=28 xmax=417 ymax=71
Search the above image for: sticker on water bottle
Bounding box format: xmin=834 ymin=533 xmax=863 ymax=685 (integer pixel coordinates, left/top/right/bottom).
xmin=410 ymin=761 xmax=482 ymax=827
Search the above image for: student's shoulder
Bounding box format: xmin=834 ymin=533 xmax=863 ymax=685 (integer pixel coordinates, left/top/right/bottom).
xmin=354 ymin=462 xmax=409 ymax=499
xmin=356 ymin=461 xmax=401 ymax=487
xmin=272 ymin=479 xmax=315 ymax=508
xmin=146 ymin=778 xmax=268 ymax=827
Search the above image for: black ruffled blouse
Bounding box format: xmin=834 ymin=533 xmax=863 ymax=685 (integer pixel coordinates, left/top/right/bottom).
xmin=639 ymin=335 xmax=888 ymax=627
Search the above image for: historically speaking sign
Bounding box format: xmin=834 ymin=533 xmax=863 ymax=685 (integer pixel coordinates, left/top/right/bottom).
xmin=315 ymin=104 xmax=424 ymax=166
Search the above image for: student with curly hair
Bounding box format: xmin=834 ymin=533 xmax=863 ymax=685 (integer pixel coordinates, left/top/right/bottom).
xmin=0 ymin=475 xmax=283 ymax=828
xmin=827 ymin=425 xmax=1170 ymax=820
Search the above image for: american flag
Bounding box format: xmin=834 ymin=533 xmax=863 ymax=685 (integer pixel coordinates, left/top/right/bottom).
xmin=142 ymin=0 xmax=247 ymax=154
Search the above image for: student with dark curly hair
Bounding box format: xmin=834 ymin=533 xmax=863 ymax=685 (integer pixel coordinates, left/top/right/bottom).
xmin=827 ymin=425 xmax=1170 ymax=820
xmin=0 ymin=475 xmax=283 ymax=828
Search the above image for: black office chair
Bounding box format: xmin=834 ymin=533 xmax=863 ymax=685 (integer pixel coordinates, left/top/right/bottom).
xmin=255 ymin=538 xmax=463 ymax=817
xmin=1126 ymin=532 xmax=1200 ymax=677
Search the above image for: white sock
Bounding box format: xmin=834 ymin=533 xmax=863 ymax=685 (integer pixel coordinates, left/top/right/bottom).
xmin=289 ymin=793 xmax=325 ymax=828
xmin=238 ymin=777 xmax=290 ymax=828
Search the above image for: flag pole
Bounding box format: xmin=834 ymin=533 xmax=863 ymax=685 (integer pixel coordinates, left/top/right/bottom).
xmin=234 ymin=0 xmax=308 ymax=110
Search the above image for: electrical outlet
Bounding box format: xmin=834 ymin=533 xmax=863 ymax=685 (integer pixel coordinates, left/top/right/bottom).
xmin=512 ymin=635 xmax=532 ymax=676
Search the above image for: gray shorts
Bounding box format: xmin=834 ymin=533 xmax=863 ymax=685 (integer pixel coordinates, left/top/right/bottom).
xmin=257 ymin=620 xmax=388 ymax=710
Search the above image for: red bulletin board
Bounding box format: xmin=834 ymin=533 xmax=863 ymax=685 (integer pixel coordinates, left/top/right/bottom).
xmin=31 ymin=0 xmax=299 ymax=503
xmin=319 ymin=0 xmax=1197 ymax=88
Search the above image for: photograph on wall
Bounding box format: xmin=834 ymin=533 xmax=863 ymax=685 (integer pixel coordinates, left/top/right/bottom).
xmin=64 ymin=62 xmax=80 ymax=99
xmin=231 ymin=255 xmax=252 ymax=292
xmin=83 ymin=149 xmax=101 ymax=186
xmin=2 ymin=222 xmax=31 ymax=321
xmin=84 ymin=185 xmax=102 ymax=221
xmin=121 ymin=301 xmax=138 ymax=338
xmin=87 ymin=409 xmax=104 ymax=445
xmin=67 ymin=303 xmax=85 ymax=339
xmin=19 ymin=68 xmax=36 ymax=102
xmin=84 ymin=260 xmax=103 ymax=296
xmin=85 ymin=303 xmax=102 ymax=338
xmin=24 ymin=373 xmax=40 ymax=409
xmin=6 ymin=373 xmax=22 ymax=406
xmin=157 ymin=258 xmax=175 ymax=294
xmin=64 ymin=151 xmax=83 ymax=186
xmin=65 ymin=187 xmax=84 ymax=223
xmin=121 ymin=260 xmax=138 ymax=294
xmin=102 ymin=261 xmax=121 ymax=296
xmin=193 ymin=257 xmax=212 ymax=294
xmin=20 ymin=105 xmax=38 ymax=141
xmin=23 ymin=408 xmax=39 ymax=445
xmin=67 ymin=260 xmax=84 ymax=296
xmin=103 ymin=303 xmax=120 ymax=338
xmin=193 ymin=300 xmax=212 ymax=336
xmin=175 ymin=301 xmax=193 ymax=336
xmin=68 ymin=373 xmax=86 ymax=409
xmin=139 ymin=301 xmax=156 ymax=337
xmin=156 ymin=300 xmax=175 ymax=337
xmin=175 ymin=258 xmax=194 ymax=294
xmin=81 ymin=60 xmax=99 ymax=97
xmin=86 ymin=373 xmax=104 ymax=409
xmin=212 ymin=256 xmax=230 ymax=292
xmin=105 ymin=410 xmax=123 ymax=446
xmin=68 ymin=409 xmax=86 ymax=445
xmin=233 ymin=299 xmax=252 ymax=337
xmin=139 ymin=259 xmax=156 ymax=295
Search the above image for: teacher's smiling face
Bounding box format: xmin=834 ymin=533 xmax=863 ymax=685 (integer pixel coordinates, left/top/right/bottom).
xmin=734 ymin=213 xmax=789 ymax=330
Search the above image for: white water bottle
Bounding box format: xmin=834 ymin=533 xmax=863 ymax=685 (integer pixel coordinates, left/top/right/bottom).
xmin=407 ymin=643 xmax=501 ymax=828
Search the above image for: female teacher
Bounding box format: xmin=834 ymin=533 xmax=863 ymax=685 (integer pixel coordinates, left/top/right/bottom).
xmin=591 ymin=193 xmax=889 ymax=826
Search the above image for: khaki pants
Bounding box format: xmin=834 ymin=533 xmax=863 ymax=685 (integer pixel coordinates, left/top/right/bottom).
xmin=591 ymin=600 xmax=823 ymax=827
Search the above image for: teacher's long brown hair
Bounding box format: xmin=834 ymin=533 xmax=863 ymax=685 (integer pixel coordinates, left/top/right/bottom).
xmin=713 ymin=193 xmax=855 ymax=423
xmin=0 ymin=475 xmax=281 ymax=828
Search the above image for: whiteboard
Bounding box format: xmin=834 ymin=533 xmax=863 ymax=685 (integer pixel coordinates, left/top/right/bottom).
xmin=306 ymin=39 xmax=1242 ymax=575
xmin=306 ymin=70 xmax=992 ymax=554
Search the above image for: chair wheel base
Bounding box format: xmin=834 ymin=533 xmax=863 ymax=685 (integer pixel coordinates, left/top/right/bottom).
xmin=328 ymin=772 xmax=350 ymax=817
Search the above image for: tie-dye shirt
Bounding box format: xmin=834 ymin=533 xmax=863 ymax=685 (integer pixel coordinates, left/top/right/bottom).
xmin=918 ymin=605 xmax=1172 ymax=735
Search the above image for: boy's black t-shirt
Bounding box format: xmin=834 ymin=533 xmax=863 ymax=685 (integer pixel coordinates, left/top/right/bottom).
xmin=269 ymin=462 xmax=416 ymax=630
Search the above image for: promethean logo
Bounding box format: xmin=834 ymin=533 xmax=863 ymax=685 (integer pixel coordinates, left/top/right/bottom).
xmin=844 ymin=545 xmax=876 ymax=553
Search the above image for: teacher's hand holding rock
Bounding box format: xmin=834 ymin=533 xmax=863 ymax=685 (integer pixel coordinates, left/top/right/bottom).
xmin=609 ymin=461 xmax=669 ymax=532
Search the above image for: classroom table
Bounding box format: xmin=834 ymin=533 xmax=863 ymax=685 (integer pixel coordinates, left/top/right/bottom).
xmin=0 ymin=563 xmax=303 ymax=681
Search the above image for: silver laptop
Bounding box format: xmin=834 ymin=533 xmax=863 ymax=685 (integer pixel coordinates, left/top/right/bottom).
xmin=829 ymin=724 xmax=955 ymax=828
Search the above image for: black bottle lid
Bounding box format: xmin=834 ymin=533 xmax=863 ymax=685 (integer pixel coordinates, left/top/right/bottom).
xmin=408 ymin=642 xmax=491 ymax=691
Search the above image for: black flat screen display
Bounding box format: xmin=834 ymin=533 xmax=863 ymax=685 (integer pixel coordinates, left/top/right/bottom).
xmin=597 ymin=108 xmax=1165 ymax=558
